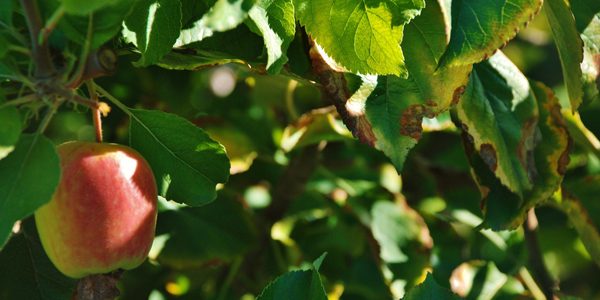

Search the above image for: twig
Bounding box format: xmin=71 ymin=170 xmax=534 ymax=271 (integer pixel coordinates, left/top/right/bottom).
xmin=518 ymin=267 xmax=547 ymax=300
xmin=20 ymin=0 xmax=55 ymax=78
xmin=67 ymin=13 xmax=94 ymax=87
xmin=524 ymin=209 xmax=557 ymax=299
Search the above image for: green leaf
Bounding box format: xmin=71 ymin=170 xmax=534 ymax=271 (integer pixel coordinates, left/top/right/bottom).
xmin=155 ymin=194 xmax=257 ymax=268
xmin=123 ymin=0 xmax=182 ymax=67
xmin=128 ymin=109 xmax=230 ymax=206
xmin=56 ymin=1 xmax=134 ymax=49
xmin=174 ymin=0 xmax=255 ymax=46
xmin=0 ymin=104 xmax=21 ymax=160
xmin=0 ymin=0 xmax=12 ymax=27
xmin=438 ymin=0 xmax=542 ymax=68
xmin=61 ymin=0 xmax=121 ymax=15
xmin=402 ymin=273 xmax=460 ymax=300
xmin=544 ymin=0 xmax=584 ymax=111
xmin=456 ymin=52 xmax=537 ymax=197
xmin=0 ymin=219 xmax=77 ymax=299
xmin=0 ymin=134 xmax=60 ymax=248
xmin=248 ymin=0 xmax=295 ymax=74
xmin=363 ymin=0 xmax=472 ymax=169
xmin=570 ymin=0 xmax=600 ymax=32
xmin=296 ymin=0 xmax=425 ymax=75
xmin=256 ymin=259 xmax=328 ymax=300
xmin=558 ymin=176 xmax=600 ymax=267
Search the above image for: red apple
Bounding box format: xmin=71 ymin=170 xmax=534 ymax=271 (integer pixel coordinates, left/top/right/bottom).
xmin=34 ymin=141 xmax=157 ymax=278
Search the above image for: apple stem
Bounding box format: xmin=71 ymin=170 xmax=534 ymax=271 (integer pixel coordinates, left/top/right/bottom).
xmin=86 ymin=81 xmax=103 ymax=143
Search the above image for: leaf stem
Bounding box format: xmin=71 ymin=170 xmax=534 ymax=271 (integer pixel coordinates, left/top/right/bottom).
xmin=216 ymin=257 xmax=243 ymax=300
xmin=94 ymin=85 xmax=131 ymax=115
xmin=285 ymin=79 xmax=299 ymax=120
xmin=518 ymin=267 xmax=547 ymax=300
xmin=36 ymin=99 xmax=62 ymax=134
xmin=19 ymin=0 xmax=55 ymax=78
xmin=67 ymin=13 xmax=93 ymax=87
xmin=0 ymin=94 xmax=37 ymax=109
xmin=38 ymin=5 xmax=65 ymax=46
xmin=85 ymin=81 xmax=103 ymax=143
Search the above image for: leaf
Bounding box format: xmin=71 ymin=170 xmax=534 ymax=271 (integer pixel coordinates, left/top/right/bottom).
xmin=174 ymin=0 xmax=255 ymax=47
xmin=61 ymin=0 xmax=121 ymax=15
xmin=123 ymin=0 xmax=182 ymax=67
xmin=0 ymin=219 xmax=77 ymax=300
xmin=363 ymin=0 xmax=472 ymax=169
xmin=155 ymin=50 xmax=247 ymax=70
xmin=0 ymin=0 xmax=12 ymax=26
xmin=248 ymin=0 xmax=295 ymax=74
xmin=280 ymin=108 xmax=352 ymax=152
xmin=155 ymin=194 xmax=257 ymax=268
xmin=296 ymin=0 xmax=425 ymax=75
xmin=558 ymin=176 xmax=600 ymax=267
xmin=402 ymin=273 xmax=460 ymax=300
xmin=0 ymin=134 xmax=60 ymax=248
xmin=0 ymin=104 xmax=21 ymax=160
xmin=456 ymin=52 xmax=537 ymax=197
xmin=580 ymin=13 xmax=600 ymax=104
xmin=570 ymin=0 xmax=600 ymax=32
xmin=438 ymin=0 xmax=542 ymax=69
xmin=54 ymin=0 xmax=134 ymax=49
xmin=128 ymin=109 xmax=230 ymax=206
xmin=544 ymin=0 xmax=584 ymax=111
xmin=256 ymin=257 xmax=328 ymax=300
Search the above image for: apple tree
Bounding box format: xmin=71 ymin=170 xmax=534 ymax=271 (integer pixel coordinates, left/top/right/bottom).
xmin=1 ymin=0 xmax=600 ymax=299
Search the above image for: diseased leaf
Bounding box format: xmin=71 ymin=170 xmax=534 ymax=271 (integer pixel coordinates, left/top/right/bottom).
xmin=248 ymin=0 xmax=295 ymax=73
xmin=296 ymin=0 xmax=425 ymax=75
xmin=129 ymin=109 xmax=230 ymax=206
xmin=438 ymin=0 xmax=542 ymax=68
xmin=0 ymin=219 xmax=77 ymax=300
xmin=544 ymin=0 xmax=584 ymax=110
xmin=457 ymin=52 xmax=537 ymax=197
xmin=0 ymin=134 xmax=60 ymax=248
xmin=363 ymin=0 xmax=471 ymax=170
xmin=580 ymin=13 xmax=600 ymax=104
xmin=155 ymin=194 xmax=257 ymax=268
xmin=281 ymin=108 xmax=352 ymax=152
xmin=402 ymin=273 xmax=460 ymax=300
xmin=123 ymin=0 xmax=182 ymax=66
xmin=174 ymin=0 xmax=255 ymax=46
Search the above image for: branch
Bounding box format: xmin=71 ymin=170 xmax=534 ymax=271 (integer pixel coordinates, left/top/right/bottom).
xmin=20 ymin=0 xmax=55 ymax=78
xmin=524 ymin=209 xmax=557 ymax=300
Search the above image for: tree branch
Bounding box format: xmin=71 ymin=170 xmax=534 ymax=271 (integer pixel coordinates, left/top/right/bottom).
xmin=524 ymin=209 xmax=557 ymax=300
xmin=20 ymin=0 xmax=55 ymax=78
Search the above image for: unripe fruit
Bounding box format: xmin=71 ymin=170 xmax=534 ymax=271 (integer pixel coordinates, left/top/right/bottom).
xmin=34 ymin=141 xmax=157 ymax=278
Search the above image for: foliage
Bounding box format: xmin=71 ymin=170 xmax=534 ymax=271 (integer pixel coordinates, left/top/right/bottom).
xmin=1 ymin=0 xmax=600 ymax=298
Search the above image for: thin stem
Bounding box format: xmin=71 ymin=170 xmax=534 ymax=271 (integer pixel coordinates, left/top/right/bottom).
xmin=0 ymin=94 xmax=37 ymax=109
xmin=524 ymin=209 xmax=556 ymax=299
xmin=38 ymin=5 xmax=65 ymax=46
xmin=94 ymin=85 xmax=131 ymax=114
xmin=519 ymin=267 xmax=546 ymax=300
xmin=86 ymin=81 xmax=103 ymax=143
xmin=8 ymin=45 xmax=31 ymax=56
xmin=36 ymin=99 xmax=62 ymax=134
xmin=67 ymin=13 xmax=93 ymax=87
xmin=20 ymin=0 xmax=55 ymax=78
xmin=216 ymin=257 xmax=243 ymax=300
xmin=285 ymin=79 xmax=299 ymax=120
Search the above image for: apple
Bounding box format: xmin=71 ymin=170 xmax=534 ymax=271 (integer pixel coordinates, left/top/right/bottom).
xmin=34 ymin=141 xmax=157 ymax=278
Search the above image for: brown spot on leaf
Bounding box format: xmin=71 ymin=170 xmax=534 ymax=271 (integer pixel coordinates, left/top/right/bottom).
xmin=517 ymin=117 xmax=538 ymax=182
xmin=479 ymin=143 xmax=498 ymax=172
xmin=558 ymin=138 xmax=571 ymax=175
xmin=399 ymin=104 xmax=425 ymax=140
xmin=452 ymin=86 xmax=466 ymax=106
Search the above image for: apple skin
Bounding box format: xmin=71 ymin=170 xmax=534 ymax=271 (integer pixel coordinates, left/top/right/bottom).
xmin=34 ymin=141 xmax=157 ymax=278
